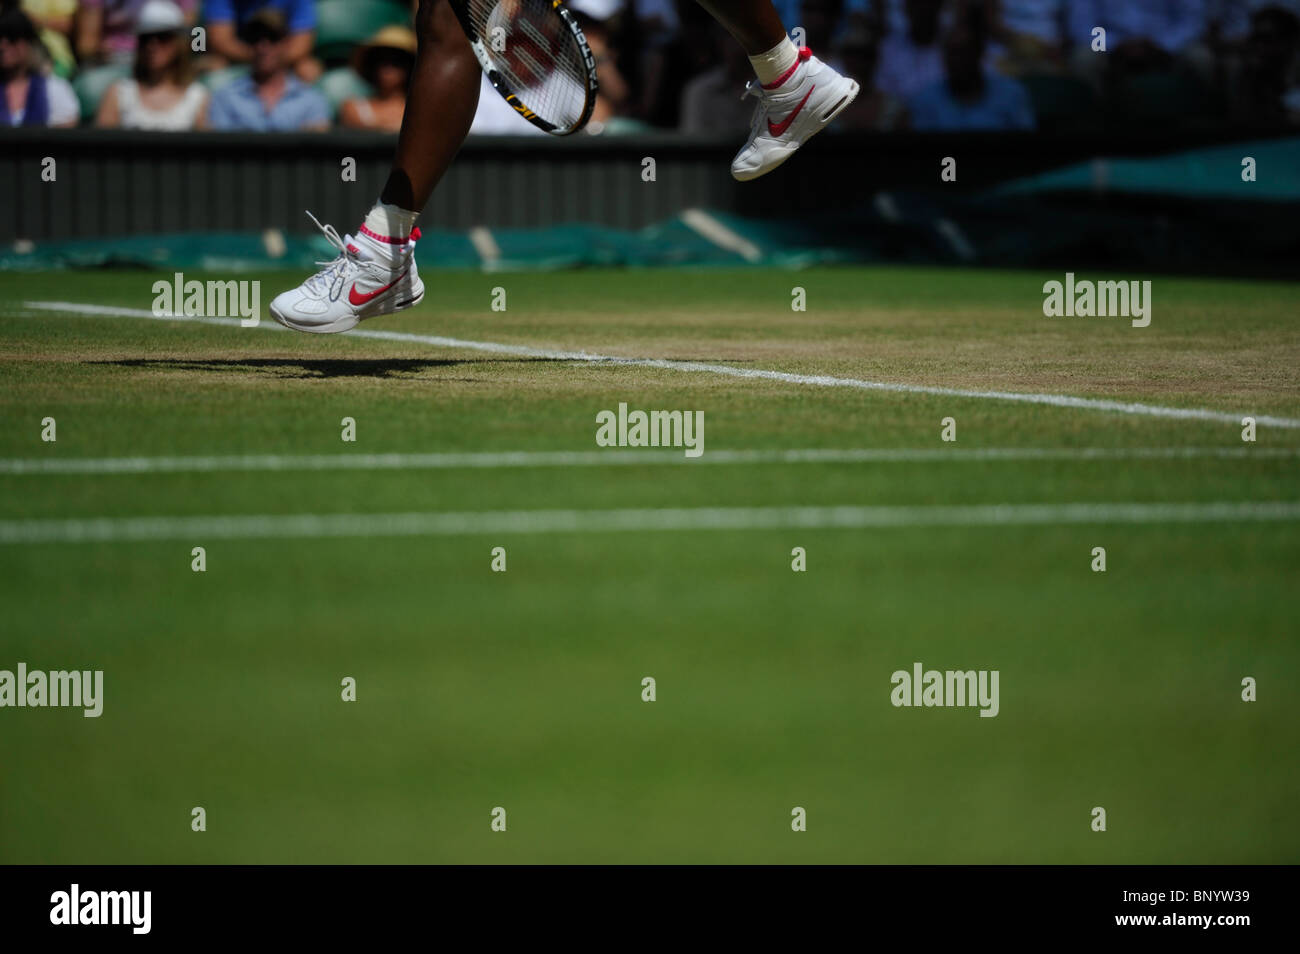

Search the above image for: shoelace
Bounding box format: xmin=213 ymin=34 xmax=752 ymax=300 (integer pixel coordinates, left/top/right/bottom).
xmin=740 ymin=80 xmax=769 ymax=106
xmin=740 ymin=81 xmax=771 ymax=135
xmin=740 ymin=47 xmax=812 ymax=130
xmin=303 ymin=210 xmax=362 ymax=300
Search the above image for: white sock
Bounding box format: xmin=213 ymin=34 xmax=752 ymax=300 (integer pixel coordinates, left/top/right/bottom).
xmin=362 ymin=201 xmax=420 ymax=243
xmin=748 ymin=36 xmax=799 ymax=87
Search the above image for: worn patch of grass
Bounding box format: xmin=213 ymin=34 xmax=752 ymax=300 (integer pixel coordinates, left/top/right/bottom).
xmin=0 ymin=267 xmax=1296 ymax=863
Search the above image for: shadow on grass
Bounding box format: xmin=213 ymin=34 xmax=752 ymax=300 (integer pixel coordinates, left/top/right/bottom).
xmin=92 ymin=357 xmax=575 ymax=379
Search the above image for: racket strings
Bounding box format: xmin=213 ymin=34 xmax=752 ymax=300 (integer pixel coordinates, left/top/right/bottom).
xmin=469 ymin=0 xmax=592 ymax=129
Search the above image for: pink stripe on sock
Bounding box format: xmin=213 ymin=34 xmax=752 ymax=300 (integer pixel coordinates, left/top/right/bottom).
xmin=762 ymin=46 xmax=812 ymax=90
xmin=359 ymin=223 xmax=409 ymax=244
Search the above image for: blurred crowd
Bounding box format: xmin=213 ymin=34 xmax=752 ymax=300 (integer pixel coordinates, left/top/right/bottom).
xmin=2 ymin=0 xmax=1299 ymax=133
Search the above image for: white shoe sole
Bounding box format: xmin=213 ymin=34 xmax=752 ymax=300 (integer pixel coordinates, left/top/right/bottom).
xmin=270 ymin=282 xmax=425 ymax=335
xmin=733 ymin=79 xmax=860 ymax=182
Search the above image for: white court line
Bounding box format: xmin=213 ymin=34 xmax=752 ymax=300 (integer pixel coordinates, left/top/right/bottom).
xmin=680 ymin=209 xmax=764 ymax=263
xmin=2 ymin=446 xmax=1298 ymax=476
xmin=2 ymin=501 xmax=1298 ymax=544
xmin=16 ymin=300 xmax=1300 ymax=430
xmin=935 ymin=218 xmax=976 ymax=262
xmin=467 ymin=226 xmax=501 ymax=270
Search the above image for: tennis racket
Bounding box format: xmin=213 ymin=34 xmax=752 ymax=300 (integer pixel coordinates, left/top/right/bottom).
xmin=448 ymin=0 xmax=599 ymax=135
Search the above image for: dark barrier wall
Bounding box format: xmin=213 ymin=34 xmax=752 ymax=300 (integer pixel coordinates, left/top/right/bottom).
xmin=1 ymin=128 xmax=1292 ymax=243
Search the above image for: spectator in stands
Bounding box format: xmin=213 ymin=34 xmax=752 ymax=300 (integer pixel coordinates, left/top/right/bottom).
xmin=206 ymin=7 xmax=328 ymax=131
xmin=800 ymin=0 xmax=847 ymax=67
xmin=876 ymin=0 xmax=949 ymax=99
xmin=619 ymin=0 xmax=676 ymax=122
xmin=867 ymin=0 xmax=911 ymax=36
xmin=1229 ymin=4 xmax=1300 ymax=125
xmin=20 ymin=0 xmax=77 ymax=76
xmin=0 ymin=3 xmax=78 ymax=125
xmin=835 ymin=24 xmax=906 ymax=129
xmin=569 ymin=0 xmax=631 ymax=129
xmin=638 ymin=0 xmax=716 ymax=127
xmin=76 ymin=0 xmax=197 ymax=66
xmin=1211 ymin=0 xmax=1300 ymax=45
xmin=636 ymin=0 xmax=681 ymax=44
xmin=908 ymin=2 xmax=1035 ymax=128
xmin=1066 ymin=0 xmax=1213 ymax=82
xmin=96 ymin=0 xmax=206 ymax=130
xmin=339 ymin=25 xmax=416 ymax=132
xmin=203 ymin=0 xmax=320 ymax=83
xmin=992 ymin=0 xmax=1068 ymax=73
xmin=679 ymin=24 xmax=756 ymax=133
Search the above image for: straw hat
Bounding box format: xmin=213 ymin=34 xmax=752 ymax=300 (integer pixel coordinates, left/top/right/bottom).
xmin=134 ymin=0 xmax=187 ymax=35
xmin=357 ymin=25 xmax=418 ymax=58
xmin=351 ymin=25 xmax=418 ymax=83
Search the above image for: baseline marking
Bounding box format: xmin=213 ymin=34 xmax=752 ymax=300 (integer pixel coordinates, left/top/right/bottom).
xmin=16 ymin=301 xmax=1300 ymax=429
xmin=1 ymin=446 xmax=1298 ymax=476
xmin=2 ymin=501 xmax=1298 ymax=544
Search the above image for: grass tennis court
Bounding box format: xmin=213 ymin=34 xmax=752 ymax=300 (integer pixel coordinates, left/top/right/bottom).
xmin=0 ymin=266 xmax=1297 ymax=863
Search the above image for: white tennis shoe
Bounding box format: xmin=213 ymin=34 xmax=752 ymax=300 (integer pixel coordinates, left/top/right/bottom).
xmin=731 ymin=47 xmax=859 ymax=182
xmin=269 ymin=212 xmax=425 ymax=335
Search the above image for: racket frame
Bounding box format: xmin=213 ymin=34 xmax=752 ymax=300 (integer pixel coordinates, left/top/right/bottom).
xmin=448 ymin=0 xmax=599 ymax=136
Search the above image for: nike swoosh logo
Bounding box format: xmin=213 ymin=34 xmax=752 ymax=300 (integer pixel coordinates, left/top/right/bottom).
xmin=349 ymin=270 xmax=408 ymax=307
xmin=768 ymin=85 xmax=815 ymax=137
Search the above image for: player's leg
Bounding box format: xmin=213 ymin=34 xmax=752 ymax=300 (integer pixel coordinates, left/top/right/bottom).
xmin=376 ymin=0 xmax=481 ymax=220
xmin=695 ymin=0 xmax=860 ymax=181
xmin=270 ymin=0 xmax=480 ymax=334
xmin=693 ymin=0 xmax=787 ymax=54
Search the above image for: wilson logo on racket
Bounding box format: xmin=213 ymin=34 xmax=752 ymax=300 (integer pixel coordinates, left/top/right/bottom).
xmin=449 ymin=0 xmax=598 ymax=136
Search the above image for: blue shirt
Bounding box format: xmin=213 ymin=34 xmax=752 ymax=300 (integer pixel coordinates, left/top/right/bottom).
xmin=208 ymin=76 xmax=330 ymax=131
xmin=908 ymin=74 xmax=1037 ymax=131
xmin=203 ymin=0 xmax=316 ymax=32
xmin=1065 ymin=0 xmax=1208 ymax=52
xmin=1214 ymin=0 xmax=1300 ymax=41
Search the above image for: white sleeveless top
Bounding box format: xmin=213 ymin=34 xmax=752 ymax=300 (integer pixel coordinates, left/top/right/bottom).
xmin=115 ymin=80 xmax=207 ymax=131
